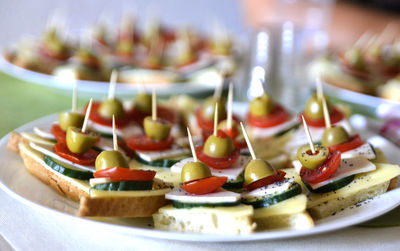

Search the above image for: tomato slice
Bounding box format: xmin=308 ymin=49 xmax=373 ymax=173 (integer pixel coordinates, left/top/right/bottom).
xmin=245 ymin=170 xmax=286 ymax=191
xmin=180 ymin=176 xmax=228 ymax=195
xmin=196 ymin=146 xmax=240 ymax=169
xmin=300 ymin=151 xmax=341 ymax=184
xmin=84 ymin=101 xmax=130 ymax=128
xmin=94 ymin=167 xmax=156 ymax=182
xmin=128 ymin=105 xmax=178 ymax=126
xmin=247 ymin=104 xmax=289 ymax=128
xmin=126 ymin=135 xmax=174 ymax=151
xmin=300 ymin=107 xmax=344 ymax=128
xmin=51 ymin=124 xmax=66 ymax=143
xmin=328 ymin=135 xmax=363 ymax=153
xmin=54 ymin=142 xmax=99 ymax=166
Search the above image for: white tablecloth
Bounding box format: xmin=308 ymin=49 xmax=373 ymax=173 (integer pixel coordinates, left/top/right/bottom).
xmin=1 ymin=187 xmax=400 ymax=251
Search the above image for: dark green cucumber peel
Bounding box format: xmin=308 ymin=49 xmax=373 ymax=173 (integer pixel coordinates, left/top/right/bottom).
xmin=172 ymin=201 xmax=240 ymax=209
xmin=222 ymin=174 xmax=244 ymax=189
xmin=91 ymin=180 xmax=153 ymax=191
xmin=135 ymin=154 xmax=190 ymax=168
xmin=44 ymin=155 xmax=93 ymax=180
xmin=241 ymin=182 xmax=302 ymax=209
xmin=303 ymin=175 xmax=355 ymax=194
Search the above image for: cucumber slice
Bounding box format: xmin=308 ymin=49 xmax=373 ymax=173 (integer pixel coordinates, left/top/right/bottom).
xmin=172 ymin=201 xmax=240 ymax=209
xmin=242 ymin=182 xmax=302 ymax=209
xmin=303 ymin=175 xmax=355 ymax=194
xmin=223 ymin=174 xmax=244 ymax=189
xmin=44 ymin=155 xmax=94 ymax=180
xmin=91 ymin=180 xmax=153 ymax=191
xmin=135 ymin=154 xmax=190 ymax=168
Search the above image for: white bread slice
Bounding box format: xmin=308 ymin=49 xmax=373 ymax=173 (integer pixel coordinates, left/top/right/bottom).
xmin=153 ymin=204 xmax=255 ymax=234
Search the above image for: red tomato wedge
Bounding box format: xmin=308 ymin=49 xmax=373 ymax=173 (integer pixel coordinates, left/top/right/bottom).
xmin=128 ymin=105 xmax=178 ymax=126
xmin=196 ymin=146 xmax=240 ymax=169
xmin=328 ymin=135 xmax=363 ymax=153
xmin=245 ymin=170 xmax=286 ymax=191
xmin=54 ymin=142 xmax=99 ymax=166
xmin=84 ymin=101 xmax=130 ymax=128
xmin=51 ymin=124 xmax=66 ymax=143
xmin=300 ymin=107 xmax=344 ymax=128
xmin=195 ymin=107 xmax=240 ymax=131
xmin=300 ymin=151 xmax=341 ymax=184
xmin=94 ymin=167 xmax=156 ymax=182
xmin=181 ymin=176 xmax=228 ymax=195
xmin=247 ymin=104 xmax=289 ymax=128
xmin=126 ymin=135 xmax=174 ymax=151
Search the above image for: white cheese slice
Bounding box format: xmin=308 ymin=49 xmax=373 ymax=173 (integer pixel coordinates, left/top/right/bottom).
xmin=250 ymin=116 xmax=299 ymax=139
xmin=286 ymin=119 xmax=352 ymax=151
xmin=170 ymin=155 xmax=251 ymax=181
xmin=292 ymin=157 xmax=376 ymax=190
xmin=29 ymin=142 xmax=95 ymax=172
xmin=136 ymin=145 xmax=190 ymax=162
xmin=89 ymin=121 xmax=142 ymax=138
xmin=341 ymin=143 xmax=376 ymax=160
xmin=33 ymin=126 xmax=56 ymax=140
xmin=90 ymin=178 xmax=112 ymax=186
xmin=175 ymin=134 xmax=203 ymax=148
xmin=166 ymin=188 xmax=240 ymax=203
xmin=241 ymin=178 xmax=294 ymax=200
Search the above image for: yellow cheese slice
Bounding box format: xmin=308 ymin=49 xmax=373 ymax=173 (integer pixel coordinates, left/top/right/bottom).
xmin=253 ymin=194 xmax=307 ymax=219
xmin=307 ymin=163 xmax=400 ymax=208
xmin=158 ymin=204 xmax=254 ymax=217
xmin=129 ymin=159 xmax=181 ymax=187
xmin=89 ymin=188 xmax=171 ymax=198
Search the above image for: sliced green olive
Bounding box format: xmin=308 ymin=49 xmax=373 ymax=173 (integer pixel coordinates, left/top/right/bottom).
xmin=58 ymin=112 xmax=85 ymax=131
xmin=297 ymin=145 xmax=329 ymax=170
xmin=201 ymin=97 xmax=226 ymax=121
xmin=322 ymin=126 xmax=350 ymax=147
xmin=344 ymin=47 xmax=365 ymax=70
xmin=303 ymin=94 xmax=329 ymax=120
xmin=143 ymin=116 xmax=172 ymax=141
xmin=95 ymin=150 xmax=129 ymax=171
xmin=98 ymin=98 xmax=125 ymax=119
xmin=249 ymin=93 xmax=272 ymax=117
xmin=217 ymin=119 xmax=239 ymax=132
xmin=203 ymin=134 xmax=234 ymax=158
xmin=181 ymin=161 xmax=211 ymax=183
xmin=134 ymin=93 xmax=152 ymax=114
xmin=66 ymin=127 xmax=98 ymax=154
xmin=244 ymin=159 xmax=276 ymax=185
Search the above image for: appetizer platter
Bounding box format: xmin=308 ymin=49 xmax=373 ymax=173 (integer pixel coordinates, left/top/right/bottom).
xmin=1 ymin=80 xmax=400 ymax=241
xmin=1 ymin=13 xmax=241 ymax=96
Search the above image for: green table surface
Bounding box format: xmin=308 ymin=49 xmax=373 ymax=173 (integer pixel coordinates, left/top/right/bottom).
xmin=0 ymin=72 xmax=399 ymax=227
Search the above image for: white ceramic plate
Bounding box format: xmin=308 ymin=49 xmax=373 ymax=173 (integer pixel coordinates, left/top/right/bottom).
xmin=1 ymin=110 xmax=400 ymax=242
xmin=0 ymin=55 xmax=219 ymax=98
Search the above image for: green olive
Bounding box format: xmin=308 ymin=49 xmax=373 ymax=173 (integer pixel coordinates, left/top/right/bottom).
xmin=143 ymin=116 xmax=172 ymax=141
xmin=181 ymin=161 xmax=211 ymax=183
xmin=201 ymin=97 xmax=226 ymax=121
xmin=322 ymin=126 xmax=350 ymax=147
xmin=297 ymin=145 xmax=329 ymax=170
xmin=344 ymin=47 xmax=365 ymax=70
xmin=58 ymin=112 xmax=85 ymax=131
xmin=203 ymin=134 xmax=234 ymax=158
xmin=116 ymin=41 xmax=134 ymax=54
xmin=249 ymin=93 xmax=272 ymax=117
xmin=66 ymin=127 xmax=98 ymax=154
xmin=98 ymin=98 xmax=125 ymax=119
xmin=134 ymin=93 xmax=152 ymax=114
xmin=244 ymin=159 xmax=276 ymax=185
xmin=303 ymin=94 xmax=329 ymax=120
xmin=95 ymin=150 xmax=129 ymax=171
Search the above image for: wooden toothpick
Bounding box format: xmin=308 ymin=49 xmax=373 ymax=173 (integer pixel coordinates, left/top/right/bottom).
xmin=240 ymin=122 xmax=256 ymax=160
xmin=258 ymin=78 xmax=265 ymax=94
xmin=322 ymin=97 xmax=331 ymax=129
xmin=112 ymin=115 xmax=118 ymax=151
xmin=301 ymin=115 xmax=316 ymax=154
xmin=72 ymin=81 xmax=77 ymax=112
xmin=227 ymin=82 xmax=233 ymax=130
xmin=316 ymin=77 xmax=323 ymax=100
xmin=82 ymin=98 xmax=93 ymax=133
xmin=213 ymin=75 xmax=223 ymax=100
xmin=108 ymin=70 xmax=118 ymax=99
xmin=213 ymin=103 xmax=218 ymax=136
xmin=187 ymin=127 xmax=197 ymax=162
xmin=152 ymin=87 xmax=157 ymax=121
